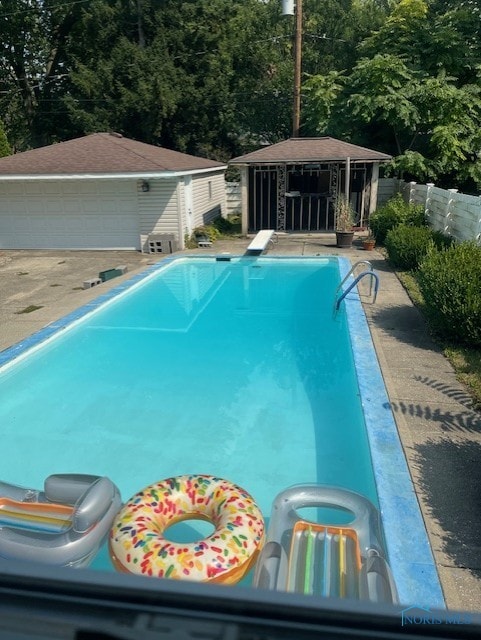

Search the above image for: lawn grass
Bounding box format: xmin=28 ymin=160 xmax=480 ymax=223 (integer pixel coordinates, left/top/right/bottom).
xmin=443 ymin=346 xmax=481 ymax=411
xmin=15 ymin=304 xmax=43 ymax=314
xmin=397 ymin=270 xmax=481 ymax=410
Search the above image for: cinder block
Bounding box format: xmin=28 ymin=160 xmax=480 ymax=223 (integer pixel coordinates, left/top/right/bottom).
xmin=147 ymin=234 xmax=177 ymax=253
xmin=116 ymin=265 xmax=128 ymax=274
xmin=83 ymin=278 xmax=102 ymax=289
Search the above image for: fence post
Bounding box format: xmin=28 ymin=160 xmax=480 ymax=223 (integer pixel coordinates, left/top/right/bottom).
xmin=477 ymin=196 xmax=481 ymax=244
xmin=408 ymin=181 xmax=417 ymax=204
xmin=425 ymin=183 xmax=434 ymax=228
xmin=444 ymin=188 xmax=458 ymax=237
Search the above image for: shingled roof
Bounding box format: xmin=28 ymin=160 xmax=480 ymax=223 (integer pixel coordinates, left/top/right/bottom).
xmin=0 ymin=133 xmax=225 ymax=176
xmin=230 ymin=137 xmax=391 ymax=164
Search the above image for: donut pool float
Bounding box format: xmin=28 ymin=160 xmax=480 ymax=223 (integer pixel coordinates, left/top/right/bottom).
xmin=109 ymin=475 xmax=265 ymax=583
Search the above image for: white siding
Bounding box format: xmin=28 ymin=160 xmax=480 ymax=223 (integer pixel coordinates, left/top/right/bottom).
xmin=0 ymin=179 xmax=139 ymax=249
xmin=226 ymin=182 xmax=241 ymax=216
xmin=139 ymin=171 xmax=226 ymax=251
xmin=138 ymin=177 xmax=180 ymax=251
xmin=191 ymin=172 xmax=226 ymax=229
xmin=0 ymin=171 xmax=227 ymax=252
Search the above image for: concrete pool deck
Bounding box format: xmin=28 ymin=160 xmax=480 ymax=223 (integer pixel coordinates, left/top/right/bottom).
xmin=1 ymin=235 xmax=480 ymax=611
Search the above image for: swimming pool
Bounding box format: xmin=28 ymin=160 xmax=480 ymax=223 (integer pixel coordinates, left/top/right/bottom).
xmin=0 ymin=255 xmax=443 ymax=606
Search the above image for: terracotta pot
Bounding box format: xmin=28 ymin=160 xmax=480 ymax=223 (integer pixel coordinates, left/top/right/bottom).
xmin=335 ymin=231 xmax=354 ymax=248
xmin=363 ymin=239 xmax=376 ymax=251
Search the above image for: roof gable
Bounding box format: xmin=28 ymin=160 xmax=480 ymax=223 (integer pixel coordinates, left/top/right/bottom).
xmin=0 ymin=133 xmax=225 ymax=176
xmin=230 ymin=137 xmax=391 ymax=164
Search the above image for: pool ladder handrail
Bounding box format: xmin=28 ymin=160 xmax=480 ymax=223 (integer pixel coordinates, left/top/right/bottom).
xmin=335 ymin=270 xmax=379 ymax=310
xmin=335 ymin=260 xmax=374 ymax=297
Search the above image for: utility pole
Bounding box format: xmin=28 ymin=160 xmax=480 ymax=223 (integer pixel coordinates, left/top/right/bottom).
xmin=292 ymin=0 xmax=303 ymax=137
xmin=282 ymin=0 xmax=303 ymax=138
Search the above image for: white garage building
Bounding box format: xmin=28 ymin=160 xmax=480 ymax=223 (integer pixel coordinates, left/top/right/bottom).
xmin=0 ymin=133 xmax=227 ymax=251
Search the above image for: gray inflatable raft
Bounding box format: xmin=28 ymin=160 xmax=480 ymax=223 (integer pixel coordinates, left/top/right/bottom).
xmin=0 ymin=474 xmax=121 ymax=568
xmin=253 ymin=485 xmax=398 ymax=603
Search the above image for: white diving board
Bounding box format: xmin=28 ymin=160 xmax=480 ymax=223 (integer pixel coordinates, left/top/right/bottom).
xmin=247 ymin=229 xmax=277 ymax=253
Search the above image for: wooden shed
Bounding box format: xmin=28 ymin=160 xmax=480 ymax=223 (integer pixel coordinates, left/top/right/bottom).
xmin=229 ymin=137 xmax=391 ymax=233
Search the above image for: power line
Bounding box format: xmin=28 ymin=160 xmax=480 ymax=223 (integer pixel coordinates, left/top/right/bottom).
xmin=5 ymin=93 xmax=293 ymax=114
xmin=0 ymin=0 xmax=91 ymax=19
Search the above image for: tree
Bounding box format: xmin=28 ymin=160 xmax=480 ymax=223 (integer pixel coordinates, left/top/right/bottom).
xmin=360 ymin=0 xmax=481 ymax=84
xmin=1 ymin=0 xmax=387 ymax=156
xmin=0 ymin=0 xmax=295 ymax=158
xmin=304 ymin=0 xmax=481 ymax=189
xmin=0 ymin=119 xmax=11 ymax=157
xmin=0 ymin=0 xmax=86 ymax=149
xmin=0 ymin=0 xmax=403 ymax=159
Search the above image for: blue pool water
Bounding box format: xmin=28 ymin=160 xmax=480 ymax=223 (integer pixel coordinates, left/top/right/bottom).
xmin=0 ymin=256 xmax=444 ymax=605
xmin=0 ymin=257 xmax=375 ymax=504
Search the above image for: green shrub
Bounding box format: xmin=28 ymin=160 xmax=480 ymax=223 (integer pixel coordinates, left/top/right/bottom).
xmin=385 ymin=225 xmax=435 ymax=270
xmin=416 ymin=242 xmax=481 ymax=346
xmin=205 ymin=215 xmax=242 ymax=236
xmin=193 ymin=225 xmax=220 ymax=242
xmin=431 ymin=230 xmax=454 ymax=251
xmin=0 ymin=120 xmax=10 ymax=158
xmin=404 ymin=203 xmax=426 ymax=228
xmin=369 ymin=194 xmax=425 ymax=244
xmin=212 ymin=216 xmax=232 ymax=233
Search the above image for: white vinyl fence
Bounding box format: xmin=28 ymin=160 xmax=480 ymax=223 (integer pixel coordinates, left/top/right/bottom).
xmin=377 ymin=178 xmax=402 ymax=206
xmin=377 ymin=178 xmax=481 ymax=244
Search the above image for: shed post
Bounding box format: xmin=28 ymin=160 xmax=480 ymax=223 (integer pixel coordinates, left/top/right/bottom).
xmin=240 ymin=166 xmax=249 ymax=235
xmin=369 ymin=163 xmax=379 ymax=215
xmin=176 ymin=180 xmax=185 ymax=250
xmin=345 ymin=157 xmax=350 ymax=202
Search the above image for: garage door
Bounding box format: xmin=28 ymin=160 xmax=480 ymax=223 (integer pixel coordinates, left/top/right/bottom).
xmin=0 ymin=180 xmax=140 ymax=249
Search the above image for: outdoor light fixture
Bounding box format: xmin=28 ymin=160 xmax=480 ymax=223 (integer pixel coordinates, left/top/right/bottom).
xmin=141 ymin=180 xmax=150 ymax=192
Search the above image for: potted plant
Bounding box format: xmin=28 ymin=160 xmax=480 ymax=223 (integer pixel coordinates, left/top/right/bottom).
xmin=335 ymin=195 xmax=355 ymax=248
xmin=362 ymin=232 xmax=376 ymax=251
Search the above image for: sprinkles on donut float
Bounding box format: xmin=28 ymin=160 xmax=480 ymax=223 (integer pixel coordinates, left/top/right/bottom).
xmin=109 ymin=474 xmax=265 ymax=584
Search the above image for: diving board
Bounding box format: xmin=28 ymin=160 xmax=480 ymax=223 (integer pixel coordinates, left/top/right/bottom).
xmin=247 ymin=230 xmax=277 ymax=253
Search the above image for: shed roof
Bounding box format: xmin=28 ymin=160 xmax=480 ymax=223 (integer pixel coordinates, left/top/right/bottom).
xmin=0 ymin=133 xmax=225 ymax=176
xmin=230 ymin=137 xmax=391 ymax=164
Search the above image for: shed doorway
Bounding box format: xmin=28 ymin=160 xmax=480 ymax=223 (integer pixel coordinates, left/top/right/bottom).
xmin=248 ymin=164 xmax=337 ymax=232
xmin=247 ymin=162 xmax=372 ymax=232
xmin=285 ymin=164 xmax=335 ymax=231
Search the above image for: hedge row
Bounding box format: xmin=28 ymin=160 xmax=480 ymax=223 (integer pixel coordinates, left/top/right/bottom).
xmin=369 ymin=194 xmax=425 ymax=244
xmin=416 ymin=242 xmax=481 ymax=347
xmin=373 ymin=196 xmax=481 ymax=347
xmin=385 ymin=225 xmax=453 ymax=270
